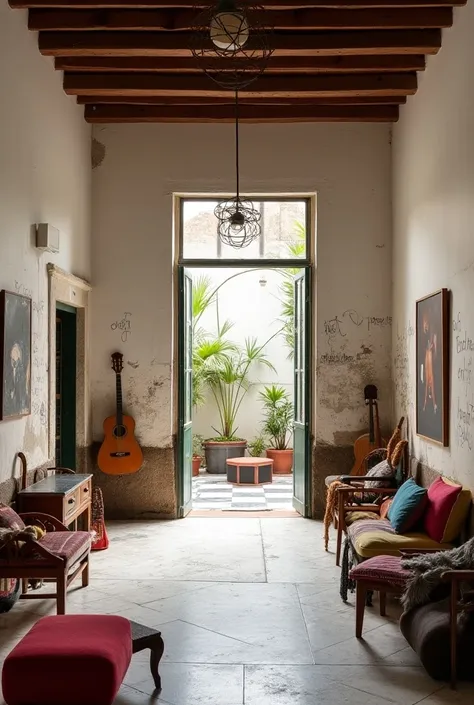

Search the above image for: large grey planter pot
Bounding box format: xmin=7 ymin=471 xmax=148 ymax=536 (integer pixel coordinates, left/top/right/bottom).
xmin=204 ymin=440 xmax=247 ymax=474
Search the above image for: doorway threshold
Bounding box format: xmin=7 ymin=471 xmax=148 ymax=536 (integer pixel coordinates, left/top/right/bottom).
xmin=189 ymin=509 xmax=299 ymax=518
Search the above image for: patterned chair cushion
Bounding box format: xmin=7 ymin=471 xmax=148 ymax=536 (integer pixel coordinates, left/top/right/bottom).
xmin=345 ymin=511 xmax=379 ymax=526
xmin=347 ymin=518 xmax=452 ymax=558
xmin=349 ymin=555 xmax=411 ymax=587
xmin=38 ymin=532 xmax=91 ymax=565
xmin=364 ymin=459 xmax=395 ymax=490
xmin=0 ymin=505 xmax=25 ymax=531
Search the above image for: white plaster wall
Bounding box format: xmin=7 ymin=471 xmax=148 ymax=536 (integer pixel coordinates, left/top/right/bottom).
xmin=92 ymin=122 xmax=392 ymax=449
xmin=0 ymin=5 xmax=91 ymax=481
xmin=392 ymin=4 xmax=474 ymax=488
xmin=192 ymin=267 xmax=294 ymax=443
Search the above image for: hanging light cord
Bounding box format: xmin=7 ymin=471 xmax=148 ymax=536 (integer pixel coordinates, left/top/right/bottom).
xmin=235 ymin=90 xmax=240 ymax=204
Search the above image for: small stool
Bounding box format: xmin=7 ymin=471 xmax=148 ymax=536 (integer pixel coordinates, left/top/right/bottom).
xmin=349 ymin=555 xmax=411 ymax=638
xmin=226 ymin=457 xmax=273 ymax=485
xmin=131 ymin=620 xmax=164 ymax=690
xmin=2 ymin=615 xmax=132 ymax=705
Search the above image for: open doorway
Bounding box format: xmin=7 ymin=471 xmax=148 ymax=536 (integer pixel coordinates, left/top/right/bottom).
xmin=177 ymin=197 xmax=313 ymax=518
xmin=55 ymin=303 xmax=77 ymax=469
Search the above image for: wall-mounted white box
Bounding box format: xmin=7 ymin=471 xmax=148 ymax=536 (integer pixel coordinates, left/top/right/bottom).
xmin=36 ymin=223 xmax=60 ymax=253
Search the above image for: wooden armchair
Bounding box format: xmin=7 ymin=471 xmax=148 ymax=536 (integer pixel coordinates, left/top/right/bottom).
xmin=0 ymin=511 xmax=90 ymax=615
xmin=334 ymin=479 xmax=397 ymax=566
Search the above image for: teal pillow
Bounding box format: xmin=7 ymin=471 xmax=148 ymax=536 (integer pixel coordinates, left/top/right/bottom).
xmin=387 ymin=478 xmax=428 ymax=533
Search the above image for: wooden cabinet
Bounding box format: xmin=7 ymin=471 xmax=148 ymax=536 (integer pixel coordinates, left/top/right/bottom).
xmin=17 ymin=474 xmax=92 ymax=531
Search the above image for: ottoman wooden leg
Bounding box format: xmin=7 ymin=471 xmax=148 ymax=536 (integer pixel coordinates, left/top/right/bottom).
xmin=150 ymin=635 xmax=165 ymax=690
xmin=379 ymin=591 xmax=387 ymax=617
xmin=355 ymin=582 xmax=367 ymax=638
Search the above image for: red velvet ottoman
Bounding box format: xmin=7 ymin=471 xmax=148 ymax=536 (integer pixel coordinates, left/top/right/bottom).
xmin=2 ymin=615 xmax=132 ymax=705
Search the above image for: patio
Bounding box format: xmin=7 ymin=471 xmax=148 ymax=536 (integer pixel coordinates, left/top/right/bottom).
xmin=192 ymin=473 xmax=294 ymax=512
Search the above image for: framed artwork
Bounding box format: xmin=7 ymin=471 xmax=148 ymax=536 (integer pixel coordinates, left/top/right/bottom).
xmin=416 ymin=288 xmax=450 ymax=446
xmin=0 ymin=290 xmax=32 ymax=420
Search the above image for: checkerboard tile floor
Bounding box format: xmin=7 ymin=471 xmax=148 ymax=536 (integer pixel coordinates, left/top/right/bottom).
xmin=192 ymin=473 xmax=294 ymax=511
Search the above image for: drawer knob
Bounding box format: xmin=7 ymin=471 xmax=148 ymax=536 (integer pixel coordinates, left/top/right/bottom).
xmin=68 ymin=498 xmax=75 ymax=505
xmin=83 ymin=487 xmax=89 ymax=493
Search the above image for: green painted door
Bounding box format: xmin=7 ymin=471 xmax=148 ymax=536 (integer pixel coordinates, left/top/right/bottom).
xmin=55 ymin=304 xmax=77 ymax=470
xmin=178 ymin=267 xmax=193 ymax=517
xmin=293 ymin=269 xmax=311 ymax=516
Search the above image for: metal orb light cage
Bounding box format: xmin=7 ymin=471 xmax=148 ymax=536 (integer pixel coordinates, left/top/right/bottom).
xmin=190 ymin=0 xmax=274 ymax=91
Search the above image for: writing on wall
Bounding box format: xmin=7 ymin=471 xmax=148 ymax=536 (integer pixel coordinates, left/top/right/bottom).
xmin=393 ymin=322 xmax=414 ymax=415
xmin=323 ymin=309 xmax=392 ymax=343
xmin=453 ymin=313 xmax=474 ymax=451
xmin=111 ymin=312 xmax=132 ymax=342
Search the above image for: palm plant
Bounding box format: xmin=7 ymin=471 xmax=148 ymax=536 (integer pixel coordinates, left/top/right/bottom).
xmin=260 ymin=385 xmax=293 ymax=450
xmin=278 ymin=221 xmax=306 ymax=357
xmin=202 ymin=337 xmax=277 ymax=440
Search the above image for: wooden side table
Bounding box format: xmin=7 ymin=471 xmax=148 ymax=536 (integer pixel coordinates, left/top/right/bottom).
xmin=17 ymin=474 xmax=92 ymax=531
xmin=226 ymin=457 xmax=273 ymax=485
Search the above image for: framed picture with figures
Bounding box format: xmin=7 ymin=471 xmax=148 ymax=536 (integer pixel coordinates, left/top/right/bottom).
xmin=0 ymin=290 xmax=32 ymax=420
xmin=416 ymin=288 xmax=450 ymax=446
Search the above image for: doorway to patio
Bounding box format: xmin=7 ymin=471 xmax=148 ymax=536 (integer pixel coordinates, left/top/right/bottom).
xmin=176 ymin=196 xmax=313 ymax=518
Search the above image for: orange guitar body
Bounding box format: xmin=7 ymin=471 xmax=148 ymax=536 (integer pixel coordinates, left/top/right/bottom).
xmin=98 ymin=414 xmax=143 ymax=476
xmin=98 ymin=352 xmax=143 ymax=476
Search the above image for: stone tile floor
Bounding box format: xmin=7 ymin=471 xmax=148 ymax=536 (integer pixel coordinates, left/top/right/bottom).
xmin=1 ymin=518 xmax=473 ymax=704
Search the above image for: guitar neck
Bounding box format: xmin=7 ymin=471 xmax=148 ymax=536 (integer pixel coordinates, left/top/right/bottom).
xmin=368 ymin=402 xmax=375 ymax=444
xmin=374 ymin=401 xmax=382 ymax=447
xmin=115 ymin=372 xmax=123 ymax=427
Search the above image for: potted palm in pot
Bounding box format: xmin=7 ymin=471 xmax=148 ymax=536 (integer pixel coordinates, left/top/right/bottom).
xmin=202 ymin=339 xmax=275 ymax=474
xmin=260 ymin=385 xmax=294 ymax=474
xmin=192 ymin=434 xmax=204 ymax=477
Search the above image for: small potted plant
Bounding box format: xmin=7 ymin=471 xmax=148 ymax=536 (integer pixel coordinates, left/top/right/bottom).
xmin=247 ymin=435 xmax=267 ymax=458
xmin=260 ymin=385 xmax=294 ymax=474
xmin=192 ymin=434 xmax=204 ymax=477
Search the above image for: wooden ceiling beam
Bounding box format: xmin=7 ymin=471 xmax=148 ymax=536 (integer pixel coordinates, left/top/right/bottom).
xmin=10 ymin=0 xmax=467 ymax=8
xmin=28 ymin=7 xmax=453 ymax=31
xmin=39 ymin=29 xmax=442 ymax=56
xmin=76 ymin=94 xmax=407 ymax=104
xmin=84 ymin=103 xmax=399 ymax=122
xmin=63 ymin=71 xmax=417 ymax=96
xmin=55 ymin=55 xmax=426 ymax=73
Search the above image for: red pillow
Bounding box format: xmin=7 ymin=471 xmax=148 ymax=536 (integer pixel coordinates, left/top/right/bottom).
xmin=424 ymin=477 xmax=462 ymax=542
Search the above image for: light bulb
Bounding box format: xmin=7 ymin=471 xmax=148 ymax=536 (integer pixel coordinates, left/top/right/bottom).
xmin=210 ymin=11 xmax=249 ymax=51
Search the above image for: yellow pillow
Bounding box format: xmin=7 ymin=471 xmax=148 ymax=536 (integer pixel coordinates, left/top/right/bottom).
xmin=441 ymin=477 xmax=472 ymax=543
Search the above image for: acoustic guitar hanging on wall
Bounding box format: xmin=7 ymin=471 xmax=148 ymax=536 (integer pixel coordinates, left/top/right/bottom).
xmin=351 ymin=384 xmax=387 ymax=476
xmin=98 ymin=352 xmax=143 ymax=475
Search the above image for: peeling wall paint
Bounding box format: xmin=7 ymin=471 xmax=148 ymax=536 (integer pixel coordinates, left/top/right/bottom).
xmin=392 ymin=0 xmax=474 ymax=490
xmin=0 ymin=4 xmax=91 ymax=489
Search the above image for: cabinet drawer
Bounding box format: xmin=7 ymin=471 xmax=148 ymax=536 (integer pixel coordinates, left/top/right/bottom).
xmin=64 ymin=489 xmax=80 ymax=518
xmin=78 ymin=479 xmax=92 ymax=508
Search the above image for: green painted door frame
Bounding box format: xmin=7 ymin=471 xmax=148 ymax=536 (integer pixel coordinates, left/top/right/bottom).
xmin=177 ymin=268 xmax=193 ymax=517
xmin=55 ymin=304 xmax=77 ymax=470
xmin=293 ymin=268 xmax=312 ymax=517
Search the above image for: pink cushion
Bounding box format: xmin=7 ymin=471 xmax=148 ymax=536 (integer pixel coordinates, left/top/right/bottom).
xmin=2 ymin=615 xmax=132 ymax=705
xmin=349 ymin=555 xmax=411 ymax=587
xmin=424 ymin=477 xmax=462 ymax=543
xmin=38 ymin=531 xmax=91 ymax=565
xmin=0 ymin=505 xmax=25 ymax=531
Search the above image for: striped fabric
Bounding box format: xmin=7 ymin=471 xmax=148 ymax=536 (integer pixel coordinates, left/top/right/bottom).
xmin=349 ymin=555 xmax=411 ymax=587
xmin=347 ymin=518 xmax=452 ymax=558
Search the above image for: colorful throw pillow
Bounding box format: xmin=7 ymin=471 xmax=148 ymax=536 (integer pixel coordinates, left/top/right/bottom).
xmin=387 ymin=478 xmax=428 ymax=533
xmin=439 ymin=477 xmax=472 ymax=543
xmin=0 ymin=505 xmax=25 ymax=531
xmin=364 ymin=459 xmax=395 ymax=490
xmin=424 ymin=477 xmax=462 ymax=542
xmin=379 ymin=497 xmax=393 ymax=520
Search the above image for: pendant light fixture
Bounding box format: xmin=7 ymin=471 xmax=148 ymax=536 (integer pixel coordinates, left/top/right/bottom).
xmin=214 ymin=91 xmax=261 ymax=248
xmin=191 ymin=1 xmax=273 ymax=248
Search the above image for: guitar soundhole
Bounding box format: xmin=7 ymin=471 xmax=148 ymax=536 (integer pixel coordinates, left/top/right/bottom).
xmin=113 ymin=425 xmax=127 ymax=439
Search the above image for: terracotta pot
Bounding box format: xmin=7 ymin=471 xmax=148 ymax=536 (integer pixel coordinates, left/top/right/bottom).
xmin=192 ymin=456 xmax=202 ymax=477
xmin=266 ymin=448 xmax=293 ymax=474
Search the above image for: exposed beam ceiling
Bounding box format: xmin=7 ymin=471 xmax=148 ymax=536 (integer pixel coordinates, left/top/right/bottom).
xmin=9 ymin=0 xmax=464 ymax=122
